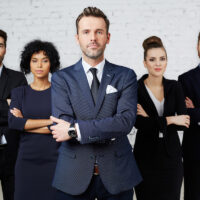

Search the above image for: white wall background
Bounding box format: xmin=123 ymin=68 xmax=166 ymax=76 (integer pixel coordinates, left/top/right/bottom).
xmin=1 ymin=0 xmax=200 ymax=82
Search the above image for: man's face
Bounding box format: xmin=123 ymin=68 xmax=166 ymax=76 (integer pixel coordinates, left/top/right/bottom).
xmin=76 ymin=16 xmax=110 ymax=61
xmin=0 ymin=36 xmax=6 ymax=65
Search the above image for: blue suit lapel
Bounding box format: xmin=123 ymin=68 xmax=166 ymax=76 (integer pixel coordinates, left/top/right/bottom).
xmin=74 ymin=59 xmax=95 ymax=110
xmin=94 ymin=60 xmax=114 ymax=116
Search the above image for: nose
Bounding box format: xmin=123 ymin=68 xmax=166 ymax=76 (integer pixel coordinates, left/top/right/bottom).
xmin=38 ymin=61 xmax=42 ymax=68
xmin=90 ymin=32 xmax=96 ymax=41
xmin=155 ymin=60 xmax=161 ymax=66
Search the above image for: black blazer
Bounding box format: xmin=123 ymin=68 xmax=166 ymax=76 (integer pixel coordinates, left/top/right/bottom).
xmin=134 ymin=75 xmax=187 ymax=170
xmin=178 ymin=66 xmax=200 ymax=161
xmin=0 ymin=66 xmax=27 ymax=172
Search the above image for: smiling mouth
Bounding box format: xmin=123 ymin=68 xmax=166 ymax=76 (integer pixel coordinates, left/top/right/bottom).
xmin=155 ymin=68 xmax=162 ymax=71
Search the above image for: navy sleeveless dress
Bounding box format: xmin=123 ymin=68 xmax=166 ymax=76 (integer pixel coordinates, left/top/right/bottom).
xmin=9 ymin=85 xmax=59 ymax=200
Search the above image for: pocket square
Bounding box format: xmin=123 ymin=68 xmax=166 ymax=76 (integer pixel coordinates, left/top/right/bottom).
xmin=106 ymin=85 xmax=118 ymax=94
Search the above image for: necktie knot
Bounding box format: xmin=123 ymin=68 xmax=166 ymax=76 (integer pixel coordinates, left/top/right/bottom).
xmin=89 ymin=68 xmax=97 ymax=76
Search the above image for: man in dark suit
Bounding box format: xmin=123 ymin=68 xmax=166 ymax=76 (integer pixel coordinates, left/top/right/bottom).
xmin=178 ymin=32 xmax=200 ymax=200
xmin=50 ymin=7 xmax=141 ymax=200
xmin=0 ymin=29 xmax=27 ymax=200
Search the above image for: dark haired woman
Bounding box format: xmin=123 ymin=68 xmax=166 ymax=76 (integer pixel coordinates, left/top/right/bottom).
xmin=134 ymin=36 xmax=190 ymax=200
xmin=8 ymin=40 xmax=60 ymax=200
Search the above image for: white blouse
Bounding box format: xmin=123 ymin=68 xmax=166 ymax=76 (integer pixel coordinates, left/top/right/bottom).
xmin=145 ymin=85 xmax=165 ymax=138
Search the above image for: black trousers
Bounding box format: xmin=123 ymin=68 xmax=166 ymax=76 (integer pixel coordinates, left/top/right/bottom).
xmin=0 ymin=148 xmax=15 ymax=200
xmin=56 ymin=175 xmax=133 ymax=200
xmin=184 ymin=160 xmax=200 ymax=200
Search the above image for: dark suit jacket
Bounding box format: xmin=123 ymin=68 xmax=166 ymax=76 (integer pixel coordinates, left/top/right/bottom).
xmin=134 ymin=75 xmax=187 ymax=170
xmin=0 ymin=66 xmax=27 ymax=174
xmin=51 ymin=59 xmax=142 ymax=195
xmin=178 ymin=66 xmax=200 ymax=161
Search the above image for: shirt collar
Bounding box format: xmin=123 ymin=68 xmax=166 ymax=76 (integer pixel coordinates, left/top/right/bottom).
xmin=0 ymin=64 xmax=3 ymax=77
xmin=82 ymin=58 xmax=105 ymax=75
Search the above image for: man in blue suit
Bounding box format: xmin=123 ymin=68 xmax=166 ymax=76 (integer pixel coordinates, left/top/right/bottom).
xmin=178 ymin=32 xmax=200 ymax=200
xmin=50 ymin=7 xmax=142 ymax=200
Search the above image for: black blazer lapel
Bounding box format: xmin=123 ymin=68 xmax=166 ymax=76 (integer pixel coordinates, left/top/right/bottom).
xmin=138 ymin=75 xmax=159 ymax=116
xmin=0 ymin=66 xmax=8 ymax=98
xmin=191 ymin=66 xmax=200 ymax=100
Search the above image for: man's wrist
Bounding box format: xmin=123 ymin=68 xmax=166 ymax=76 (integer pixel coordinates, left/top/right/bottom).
xmin=68 ymin=123 xmax=77 ymax=138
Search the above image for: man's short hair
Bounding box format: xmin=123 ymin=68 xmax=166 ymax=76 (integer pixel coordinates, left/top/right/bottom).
xmin=76 ymin=7 xmax=110 ymax=34
xmin=0 ymin=29 xmax=7 ymax=47
xmin=198 ymin=32 xmax=200 ymax=44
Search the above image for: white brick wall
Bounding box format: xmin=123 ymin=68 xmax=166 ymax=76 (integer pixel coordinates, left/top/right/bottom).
xmin=1 ymin=0 xmax=200 ymax=81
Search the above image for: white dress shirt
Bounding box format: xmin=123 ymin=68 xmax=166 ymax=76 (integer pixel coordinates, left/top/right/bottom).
xmin=0 ymin=64 xmax=7 ymax=144
xmin=0 ymin=64 xmax=3 ymax=77
xmin=75 ymin=58 xmax=105 ymax=141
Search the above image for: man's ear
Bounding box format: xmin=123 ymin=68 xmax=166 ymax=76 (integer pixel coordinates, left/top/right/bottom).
xmin=75 ymin=34 xmax=79 ymax=45
xmin=106 ymin=33 xmax=111 ymax=44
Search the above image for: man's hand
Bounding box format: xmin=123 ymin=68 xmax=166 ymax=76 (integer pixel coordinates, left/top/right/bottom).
xmin=185 ymin=97 xmax=195 ymax=108
xmin=50 ymin=116 xmax=71 ymax=142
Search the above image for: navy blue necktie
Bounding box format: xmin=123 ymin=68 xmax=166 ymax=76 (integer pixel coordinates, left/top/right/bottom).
xmin=90 ymin=68 xmax=100 ymax=105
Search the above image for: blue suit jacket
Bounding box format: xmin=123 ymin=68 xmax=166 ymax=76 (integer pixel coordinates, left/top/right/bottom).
xmin=51 ymin=59 xmax=142 ymax=195
xmin=179 ymin=66 xmax=200 ymax=161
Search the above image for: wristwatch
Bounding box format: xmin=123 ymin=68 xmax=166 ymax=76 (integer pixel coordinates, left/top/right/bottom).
xmin=68 ymin=124 xmax=77 ymax=139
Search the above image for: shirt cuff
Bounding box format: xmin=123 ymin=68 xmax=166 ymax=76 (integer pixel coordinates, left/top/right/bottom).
xmin=75 ymin=123 xmax=81 ymax=141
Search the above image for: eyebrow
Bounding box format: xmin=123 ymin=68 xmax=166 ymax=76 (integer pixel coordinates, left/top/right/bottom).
xmin=31 ymin=56 xmax=49 ymax=59
xmin=81 ymin=28 xmax=105 ymax=32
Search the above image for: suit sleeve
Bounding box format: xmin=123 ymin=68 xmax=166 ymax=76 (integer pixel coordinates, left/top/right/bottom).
xmin=167 ymin=82 xmax=188 ymax=131
xmin=77 ymin=70 xmax=137 ymax=144
xmin=179 ymin=75 xmax=200 ymax=126
xmin=0 ymin=99 xmax=9 ymax=126
xmin=135 ymin=82 xmax=187 ymax=136
xmin=8 ymin=88 xmax=27 ymax=131
xmin=0 ymin=73 xmax=27 ymax=126
xmin=51 ymin=72 xmax=74 ymax=125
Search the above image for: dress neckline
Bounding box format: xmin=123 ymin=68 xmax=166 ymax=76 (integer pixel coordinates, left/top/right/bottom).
xmin=28 ymin=85 xmax=51 ymax=92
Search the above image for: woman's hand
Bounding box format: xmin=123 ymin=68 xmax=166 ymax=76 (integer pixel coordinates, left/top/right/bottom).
xmin=10 ymin=108 xmax=23 ymax=118
xmin=185 ymin=97 xmax=195 ymax=108
xmin=166 ymin=115 xmax=190 ymax=128
xmin=137 ymin=104 xmax=149 ymax=117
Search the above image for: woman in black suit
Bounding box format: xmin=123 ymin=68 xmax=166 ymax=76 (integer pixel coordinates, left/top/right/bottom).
xmin=134 ymin=36 xmax=190 ymax=200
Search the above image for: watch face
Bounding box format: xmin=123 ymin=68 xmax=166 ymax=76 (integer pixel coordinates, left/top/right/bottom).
xmin=68 ymin=130 xmax=77 ymax=138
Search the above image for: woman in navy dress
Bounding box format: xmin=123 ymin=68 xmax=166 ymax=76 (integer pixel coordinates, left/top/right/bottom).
xmin=8 ymin=40 xmax=60 ymax=200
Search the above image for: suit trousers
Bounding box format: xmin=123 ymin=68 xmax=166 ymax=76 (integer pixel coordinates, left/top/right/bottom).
xmin=0 ymin=148 xmax=14 ymax=200
xmin=55 ymin=175 xmax=133 ymax=200
xmin=184 ymin=160 xmax=200 ymax=200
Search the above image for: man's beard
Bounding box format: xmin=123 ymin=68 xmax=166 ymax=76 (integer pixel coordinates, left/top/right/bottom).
xmin=81 ymin=42 xmax=106 ymax=60
xmin=83 ymin=48 xmax=104 ymax=60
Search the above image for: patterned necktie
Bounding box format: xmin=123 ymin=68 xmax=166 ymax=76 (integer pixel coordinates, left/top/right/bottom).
xmin=90 ymin=68 xmax=100 ymax=105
